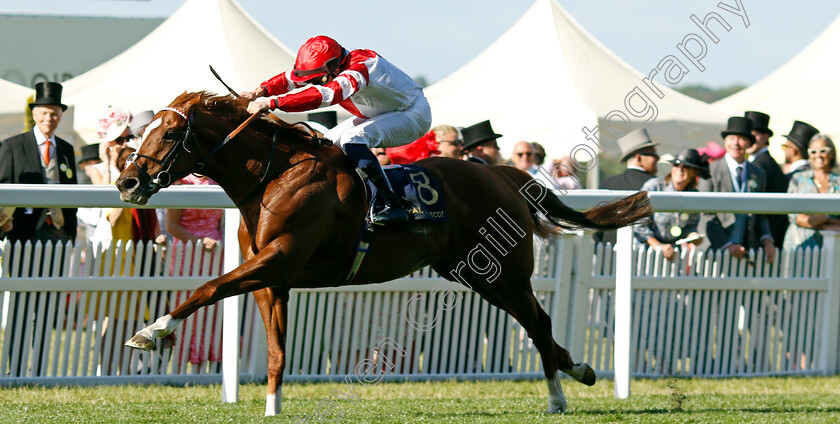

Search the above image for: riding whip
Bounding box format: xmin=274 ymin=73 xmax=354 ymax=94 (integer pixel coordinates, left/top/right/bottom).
xmin=209 ymin=65 xmax=242 ymax=99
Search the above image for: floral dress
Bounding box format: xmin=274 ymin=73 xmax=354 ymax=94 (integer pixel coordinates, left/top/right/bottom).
xmin=633 ymin=177 xmax=700 ymax=245
xmin=783 ymin=169 xmax=840 ymax=250
xmin=172 ymin=174 xmax=224 ymax=364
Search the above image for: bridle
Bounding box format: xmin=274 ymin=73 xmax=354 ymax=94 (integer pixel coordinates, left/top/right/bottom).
xmin=125 ymin=105 xmax=283 ymax=205
xmin=126 ymin=107 xmax=197 ymax=190
xmin=126 ymin=106 xmax=252 ymax=190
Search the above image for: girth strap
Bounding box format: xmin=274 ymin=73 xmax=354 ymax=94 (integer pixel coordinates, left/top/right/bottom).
xmin=345 ymin=220 xmax=375 ymax=282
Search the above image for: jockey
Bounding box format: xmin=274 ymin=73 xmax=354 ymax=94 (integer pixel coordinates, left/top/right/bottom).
xmin=242 ymin=35 xmax=432 ymax=225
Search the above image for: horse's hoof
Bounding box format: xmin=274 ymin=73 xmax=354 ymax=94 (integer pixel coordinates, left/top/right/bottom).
xmin=580 ymin=363 xmax=596 ymax=386
xmin=125 ymin=334 xmax=155 ymax=351
xmin=547 ymin=396 xmax=567 ymax=413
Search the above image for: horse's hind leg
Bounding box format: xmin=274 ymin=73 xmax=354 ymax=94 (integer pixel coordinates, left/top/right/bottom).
xmin=252 ymin=287 xmax=289 ymax=416
xmin=470 ymin=278 xmax=594 ymax=413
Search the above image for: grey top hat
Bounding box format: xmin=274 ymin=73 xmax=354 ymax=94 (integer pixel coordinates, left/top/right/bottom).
xmin=130 ymin=110 xmax=156 ymax=136
xmin=618 ymin=128 xmax=658 ymax=162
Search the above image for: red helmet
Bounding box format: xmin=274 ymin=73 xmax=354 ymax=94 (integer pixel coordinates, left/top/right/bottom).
xmin=291 ymin=35 xmax=344 ymax=83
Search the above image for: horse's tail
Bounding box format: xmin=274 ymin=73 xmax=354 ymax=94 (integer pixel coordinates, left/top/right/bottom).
xmin=498 ymin=167 xmax=653 ymax=238
xmin=531 ymin=190 xmax=653 ymax=238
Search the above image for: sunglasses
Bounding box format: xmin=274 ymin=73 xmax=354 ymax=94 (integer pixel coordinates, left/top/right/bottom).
xmin=439 ymin=140 xmax=463 ymax=146
xmin=638 ymin=151 xmax=659 ymax=158
xmin=808 ymin=147 xmax=833 ymax=155
xmin=113 ymin=135 xmax=135 ymax=144
xmin=515 ymin=152 xmax=532 ymax=157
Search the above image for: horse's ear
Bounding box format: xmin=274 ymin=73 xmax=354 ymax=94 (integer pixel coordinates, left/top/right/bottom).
xmin=185 ymin=93 xmax=203 ymax=109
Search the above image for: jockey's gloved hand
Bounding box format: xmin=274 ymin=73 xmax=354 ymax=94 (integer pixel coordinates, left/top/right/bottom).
xmin=240 ymin=87 xmax=266 ymax=101
xmin=247 ymin=101 xmax=270 ymax=115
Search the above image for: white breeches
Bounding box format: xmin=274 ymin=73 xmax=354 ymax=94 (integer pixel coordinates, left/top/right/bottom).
xmin=325 ymin=95 xmax=432 ymax=149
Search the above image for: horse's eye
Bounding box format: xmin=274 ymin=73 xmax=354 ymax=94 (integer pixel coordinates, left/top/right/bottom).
xmin=163 ymin=131 xmax=176 ymax=141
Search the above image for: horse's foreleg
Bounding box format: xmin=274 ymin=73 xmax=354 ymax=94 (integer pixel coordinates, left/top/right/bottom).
xmin=126 ymin=235 xmax=306 ymax=351
xmin=253 ymin=288 xmax=289 ymax=416
xmin=125 ymin=314 xmax=181 ymax=350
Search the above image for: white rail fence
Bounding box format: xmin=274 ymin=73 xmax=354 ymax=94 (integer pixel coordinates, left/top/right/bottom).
xmin=573 ymin=232 xmax=839 ymax=379
xmin=2 ymin=233 xmax=838 ymax=386
xmin=1 ymin=185 xmax=840 ymax=393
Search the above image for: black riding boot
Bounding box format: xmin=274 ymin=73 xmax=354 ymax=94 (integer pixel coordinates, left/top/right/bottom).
xmin=344 ymin=143 xmax=410 ymax=224
xmin=359 ymin=161 xmax=410 ymax=224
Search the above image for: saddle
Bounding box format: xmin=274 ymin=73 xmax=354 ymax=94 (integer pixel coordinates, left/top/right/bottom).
xmin=373 ymin=164 xmax=447 ymax=223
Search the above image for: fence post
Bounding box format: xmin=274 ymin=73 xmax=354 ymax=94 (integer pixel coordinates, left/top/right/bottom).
xmin=222 ymin=208 xmax=241 ymax=403
xmin=614 ymin=226 xmax=633 ymax=399
xmin=820 ymin=232 xmax=840 ymax=375
xmin=552 ymin=234 xmax=575 ymax=347
xmin=569 ymin=233 xmax=593 ymax=362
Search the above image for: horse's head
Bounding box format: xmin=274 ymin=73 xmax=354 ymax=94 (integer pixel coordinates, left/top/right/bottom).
xmin=116 ymin=91 xmax=229 ymax=205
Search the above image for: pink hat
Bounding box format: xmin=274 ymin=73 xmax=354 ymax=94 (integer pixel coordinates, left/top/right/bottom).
xmin=97 ymin=105 xmax=133 ymax=142
xmin=697 ymin=141 xmax=725 ymax=159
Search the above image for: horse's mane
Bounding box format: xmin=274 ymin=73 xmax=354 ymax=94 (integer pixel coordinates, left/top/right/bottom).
xmin=172 ymin=91 xmax=318 ymax=144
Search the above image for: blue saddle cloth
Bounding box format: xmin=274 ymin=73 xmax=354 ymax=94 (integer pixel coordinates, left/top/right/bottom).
xmin=380 ymin=164 xmax=447 ymax=222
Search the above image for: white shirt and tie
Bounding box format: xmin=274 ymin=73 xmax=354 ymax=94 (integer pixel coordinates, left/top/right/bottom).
xmin=724 ymin=154 xmax=748 ymax=192
xmin=33 ymin=128 xmax=64 ymax=228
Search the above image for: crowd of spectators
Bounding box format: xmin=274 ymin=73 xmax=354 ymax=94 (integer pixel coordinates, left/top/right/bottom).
xmin=603 ymin=111 xmax=837 ymax=261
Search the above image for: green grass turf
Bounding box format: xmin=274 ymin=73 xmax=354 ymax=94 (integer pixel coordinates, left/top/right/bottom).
xmin=0 ymin=376 xmax=839 ymax=423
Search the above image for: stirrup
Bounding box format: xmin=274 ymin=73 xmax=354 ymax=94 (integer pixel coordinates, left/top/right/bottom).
xmin=370 ymin=203 xmax=409 ymax=225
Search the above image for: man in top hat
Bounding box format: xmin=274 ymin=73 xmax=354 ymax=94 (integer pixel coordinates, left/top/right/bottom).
xmin=699 ymin=117 xmax=775 ymax=262
xmin=596 ymin=128 xmax=660 ymax=245
xmin=77 ymin=143 xmax=102 ymax=184
xmin=744 ymin=111 xmax=788 ymax=249
xmin=783 ymin=120 xmax=820 ymax=179
xmin=0 ymin=82 xmax=77 ymax=243
xmin=461 ymin=120 xmax=502 ymax=165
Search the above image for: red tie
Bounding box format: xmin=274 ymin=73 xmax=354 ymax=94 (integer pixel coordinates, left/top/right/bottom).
xmin=43 ymin=141 xmax=51 ymax=166
xmin=43 ymin=141 xmax=53 ymax=226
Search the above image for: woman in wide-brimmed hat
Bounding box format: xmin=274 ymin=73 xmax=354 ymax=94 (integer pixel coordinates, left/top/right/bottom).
xmin=783 ymin=134 xmax=840 ymax=249
xmin=633 ymin=147 xmax=710 ymax=260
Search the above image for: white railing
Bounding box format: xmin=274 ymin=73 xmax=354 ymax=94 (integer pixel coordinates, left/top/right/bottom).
xmin=2 ymin=184 xmax=840 ymax=400
xmin=574 ymin=233 xmax=839 ymax=380
xmin=0 ymin=239 xmax=265 ymax=386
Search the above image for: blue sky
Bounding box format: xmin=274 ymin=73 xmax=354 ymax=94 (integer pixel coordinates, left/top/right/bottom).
xmin=2 ymin=0 xmax=838 ymax=88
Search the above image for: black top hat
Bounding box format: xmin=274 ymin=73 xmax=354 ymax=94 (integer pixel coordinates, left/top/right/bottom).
xmin=78 ymin=144 xmax=101 ymax=165
xmin=461 ymin=120 xmax=502 ymax=151
xmin=29 ymin=82 xmax=68 ymax=111
xmin=784 ymin=120 xmax=820 ymax=153
xmin=307 ymin=111 xmax=337 ymax=129
xmin=744 ymin=111 xmax=773 ymax=136
xmin=668 ymin=147 xmax=710 ymax=179
xmin=721 ymin=117 xmax=755 ymax=144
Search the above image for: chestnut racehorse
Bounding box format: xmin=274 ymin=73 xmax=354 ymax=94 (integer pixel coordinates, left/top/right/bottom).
xmin=116 ymin=92 xmax=651 ymax=416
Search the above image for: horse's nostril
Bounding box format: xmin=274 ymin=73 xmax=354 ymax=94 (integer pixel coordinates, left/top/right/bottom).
xmin=122 ymin=178 xmax=138 ymax=191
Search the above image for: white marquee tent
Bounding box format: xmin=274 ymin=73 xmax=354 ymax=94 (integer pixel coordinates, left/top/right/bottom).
xmin=63 ymin=0 xmax=298 ymax=143
xmin=714 ymin=13 xmax=840 ymax=141
xmin=425 ymin=0 xmax=730 ymax=162
xmin=0 ymin=78 xmax=33 ymax=139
